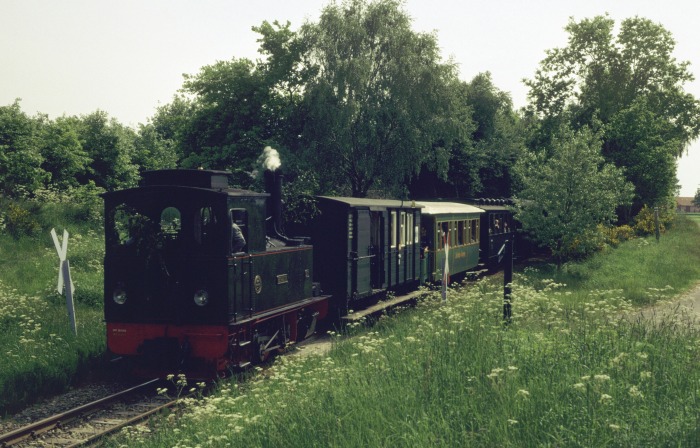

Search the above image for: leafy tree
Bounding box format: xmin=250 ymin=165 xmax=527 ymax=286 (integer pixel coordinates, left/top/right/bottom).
xmin=694 ymin=187 xmax=700 ymax=207
xmin=39 ymin=116 xmax=90 ymax=188
xmin=463 ymin=73 xmax=525 ymax=198
xmin=0 ymin=100 xmax=46 ymax=196
xmin=133 ymin=123 xmax=178 ymax=173
xmin=71 ymin=111 xmax=139 ymax=191
xmin=298 ymin=0 xmax=467 ymax=197
xmin=605 ymin=98 xmax=679 ymax=217
xmin=525 ymin=15 xmax=700 ymax=214
xmin=514 ymin=125 xmax=633 ymax=266
xmin=169 ymin=56 xmax=293 ymax=188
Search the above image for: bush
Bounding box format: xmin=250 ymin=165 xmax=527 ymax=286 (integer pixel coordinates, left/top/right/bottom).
xmin=563 ymin=226 xmax=606 ymax=260
xmin=598 ymin=224 xmax=636 ymax=247
xmin=4 ymin=201 xmax=40 ymax=238
xmin=33 ymin=182 xmax=105 ymax=226
xmin=633 ymin=204 xmax=674 ymax=236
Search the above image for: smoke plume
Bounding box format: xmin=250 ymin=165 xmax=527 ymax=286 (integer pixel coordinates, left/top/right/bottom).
xmin=259 ymin=146 xmax=282 ymax=171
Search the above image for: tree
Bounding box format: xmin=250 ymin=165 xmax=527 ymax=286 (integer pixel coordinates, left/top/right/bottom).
xmin=0 ymin=100 xmax=45 ymax=196
xmin=298 ymin=0 xmax=467 ymax=197
xmin=39 ymin=117 xmax=90 ymax=188
xmin=463 ymin=73 xmax=525 ymax=198
xmin=408 ymin=73 xmax=525 ymax=199
xmin=694 ymin=188 xmax=700 ymax=207
xmin=514 ymin=125 xmax=633 ymax=266
xmin=71 ymin=111 xmax=139 ymax=191
xmin=133 ymin=123 xmax=178 ymax=173
xmin=525 ymin=15 xmax=700 ymax=214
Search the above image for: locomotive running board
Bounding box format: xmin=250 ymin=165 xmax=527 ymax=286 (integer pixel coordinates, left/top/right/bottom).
xmin=342 ymin=290 xmax=426 ymax=322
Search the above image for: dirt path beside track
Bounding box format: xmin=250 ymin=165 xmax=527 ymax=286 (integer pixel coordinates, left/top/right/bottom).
xmin=627 ymin=281 xmax=700 ymax=325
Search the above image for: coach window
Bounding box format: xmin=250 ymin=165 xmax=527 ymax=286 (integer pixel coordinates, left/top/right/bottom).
xmin=391 ymin=211 xmax=397 ymax=248
xmin=160 ymin=207 xmax=181 ymax=238
xmin=414 ymin=214 xmax=420 ymax=244
xmin=439 ymin=222 xmax=449 ymax=249
xmin=399 ymin=212 xmax=406 ymax=249
xmin=457 ymin=221 xmax=465 ymax=246
xmin=406 ymin=213 xmax=413 ymax=247
xmin=471 ymin=219 xmax=479 ymax=243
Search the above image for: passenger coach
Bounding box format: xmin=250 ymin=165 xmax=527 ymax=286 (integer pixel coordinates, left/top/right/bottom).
xmin=416 ymin=202 xmax=484 ymax=283
xmin=308 ymin=197 xmax=422 ymax=315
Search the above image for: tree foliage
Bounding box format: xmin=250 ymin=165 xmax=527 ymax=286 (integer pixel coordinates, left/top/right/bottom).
xmin=39 ymin=117 xmax=90 ymax=188
xmin=463 ymin=73 xmax=525 ymax=198
xmin=0 ymin=101 xmax=45 ymax=196
xmin=525 ymin=15 xmax=700 ymax=213
xmin=69 ymin=111 xmax=139 ymax=191
xmin=514 ymin=125 xmax=633 ymax=265
xmin=298 ymin=0 xmax=467 ymax=197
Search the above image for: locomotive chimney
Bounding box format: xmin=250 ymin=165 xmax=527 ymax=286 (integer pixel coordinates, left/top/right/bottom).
xmin=264 ymin=168 xmax=284 ymax=235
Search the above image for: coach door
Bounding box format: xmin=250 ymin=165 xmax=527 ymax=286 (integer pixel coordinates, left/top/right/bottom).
xmin=352 ymin=209 xmax=372 ymax=299
xmin=370 ymin=211 xmax=386 ymax=290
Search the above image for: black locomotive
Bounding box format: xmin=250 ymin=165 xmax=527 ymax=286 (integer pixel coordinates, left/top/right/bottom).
xmin=103 ymin=169 xmax=517 ymax=377
xmin=103 ymin=169 xmax=328 ymax=377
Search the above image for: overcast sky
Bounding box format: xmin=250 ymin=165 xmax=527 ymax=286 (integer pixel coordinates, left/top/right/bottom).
xmin=1 ymin=0 xmax=698 ymax=195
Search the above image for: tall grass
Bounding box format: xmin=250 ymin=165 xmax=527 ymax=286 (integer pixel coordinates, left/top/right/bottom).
xmin=523 ymin=215 xmax=700 ymax=306
xmin=0 ymin=200 xmax=106 ymax=415
xmin=107 ymin=215 xmax=700 ymax=447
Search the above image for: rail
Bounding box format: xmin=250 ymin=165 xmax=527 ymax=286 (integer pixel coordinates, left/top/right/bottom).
xmin=0 ymin=379 xmax=176 ymax=448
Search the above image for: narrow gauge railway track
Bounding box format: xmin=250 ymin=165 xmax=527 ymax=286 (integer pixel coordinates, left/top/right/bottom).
xmin=0 ymin=379 xmax=177 ymax=448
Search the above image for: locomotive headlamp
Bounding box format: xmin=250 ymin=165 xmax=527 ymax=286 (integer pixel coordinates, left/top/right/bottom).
xmin=113 ymin=284 xmax=127 ymax=305
xmin=193 ymin=289 xmax=209 ymax=306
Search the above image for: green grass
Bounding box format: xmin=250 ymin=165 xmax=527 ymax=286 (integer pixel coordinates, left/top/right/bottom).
xmin=105 ymin=215 xmax=700 ymax=448
xmin=0 ymin=201 xmax=106 ymax=415
xmin=522 ymin=215 xmax=700 ymax=306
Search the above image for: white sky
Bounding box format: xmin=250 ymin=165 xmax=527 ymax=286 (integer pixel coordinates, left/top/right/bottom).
xmin=1 ymin=0 xmax=698 ymax=196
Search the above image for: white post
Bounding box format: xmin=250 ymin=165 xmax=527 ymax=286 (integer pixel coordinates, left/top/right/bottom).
xmin=51 ymin=228 xmax=77 ymax=335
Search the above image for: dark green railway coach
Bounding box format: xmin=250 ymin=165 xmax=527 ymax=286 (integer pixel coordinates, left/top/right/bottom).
xmin=309 ymin=197 xmax=423 ymax=314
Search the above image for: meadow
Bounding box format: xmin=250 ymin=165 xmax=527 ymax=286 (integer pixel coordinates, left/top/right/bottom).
xmin=105 ymin=215 xmax=700 ymax=448
xmin=0 ymin=199 xmax=106 ymax=414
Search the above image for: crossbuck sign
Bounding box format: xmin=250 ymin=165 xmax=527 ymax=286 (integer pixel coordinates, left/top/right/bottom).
xmin=51 ymin=228 xmax=77 ymax=335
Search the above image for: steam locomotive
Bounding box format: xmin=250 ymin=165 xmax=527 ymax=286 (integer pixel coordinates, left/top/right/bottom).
xmin=103 ymin=169 xmax=515 ymax=377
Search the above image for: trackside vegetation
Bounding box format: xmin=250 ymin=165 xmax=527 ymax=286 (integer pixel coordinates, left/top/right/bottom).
xmin=0 ymin=193 xmax=106 ymax=415
xmin=106 ymin=216 xmax=700 ymax=447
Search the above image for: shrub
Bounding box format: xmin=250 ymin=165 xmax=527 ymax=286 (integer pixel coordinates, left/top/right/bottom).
xmin=563 ymin=226 xmax=606 ymax=260
xmin=633 ymin=204 xmax=674 ymax=236
xmin=4 ymin=201 xmax=40 ymax=238
xmin=33 ymin=182 xmax=105 ymax=226
xmin=598 ymin=224 xmax=636 ymax=247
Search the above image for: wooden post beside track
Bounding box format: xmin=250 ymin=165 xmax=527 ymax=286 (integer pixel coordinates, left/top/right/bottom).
xmin=503 ymin=239 xmax=513 ymax=323
xmin=654 ymin=206 xmax=661 ymax=242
